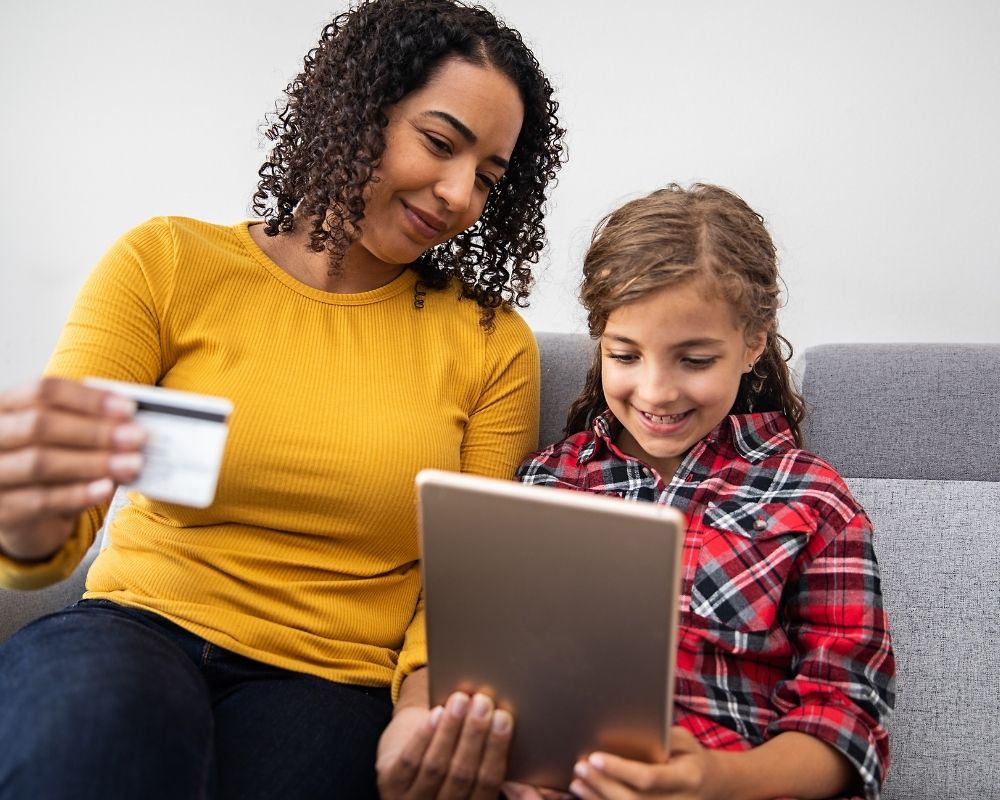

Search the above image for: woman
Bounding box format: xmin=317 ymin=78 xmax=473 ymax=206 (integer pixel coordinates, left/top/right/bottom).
xmin=0 ymin=1 xmax=564 ymax=798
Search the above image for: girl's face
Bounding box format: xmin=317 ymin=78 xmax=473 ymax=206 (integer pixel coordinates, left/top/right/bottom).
xmin=349 ymin=57 xmax=524 ymax=276
xmin=600 ymin=277 xmax=766 ymax=480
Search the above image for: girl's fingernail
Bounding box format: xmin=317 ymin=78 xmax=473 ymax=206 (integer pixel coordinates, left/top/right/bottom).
xmin=574 ymin=761 xmax=588 ymax=779
xmin=588 ymin=753 xmax=606 ymax=769
xmin=103 ymin=394 xmax=136 ymax=416
xmin=110 ymin=453 xmax=143 ymax=474
xmin=87 ymin=478 xmax=114 ymax=500
xmin=570 ymin=780 xmax=585 ymax=796
xmin=429 ymin=706 xmax=445 ymax=727
xmin=492 ymin=709 xmax=512 ymax=733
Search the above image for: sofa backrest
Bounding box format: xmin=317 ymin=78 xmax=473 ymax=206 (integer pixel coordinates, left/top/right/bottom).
xmin=537 ymin=332 xmax=594 ymax=449
xmin=798 ymin=343 xmax=1000 ymax=481
xmin=797 ymin=342 xmax=1000 ymax=800
xmin=535 ymin=333 xmax=1000 ymax=800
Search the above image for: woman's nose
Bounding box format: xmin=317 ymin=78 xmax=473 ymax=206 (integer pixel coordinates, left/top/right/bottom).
xmin=433 ymin=162 xmax=476 ymax=215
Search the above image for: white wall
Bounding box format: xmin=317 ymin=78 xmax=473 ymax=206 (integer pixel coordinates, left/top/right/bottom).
xmin=2 ymin=0 xmax=998 ymax=388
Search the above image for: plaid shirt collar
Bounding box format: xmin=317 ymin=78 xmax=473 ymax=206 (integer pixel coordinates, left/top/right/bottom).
xmin=578 ymin=409 xmax=795 ymax=467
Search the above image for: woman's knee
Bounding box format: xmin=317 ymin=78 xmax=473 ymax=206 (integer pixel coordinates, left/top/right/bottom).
xmin=0 ymin=604 xmax=214 ymax=798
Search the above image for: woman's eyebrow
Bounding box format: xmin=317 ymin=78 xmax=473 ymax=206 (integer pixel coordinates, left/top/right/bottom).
xmin=420 ymin=110 xmax=510 ymax=169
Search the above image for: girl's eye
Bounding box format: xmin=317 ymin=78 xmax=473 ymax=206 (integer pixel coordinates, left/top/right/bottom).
xmin=476 ymin=173 xmax=498 ymax=191
xmin=424 ymin=133 xmax=451 ymax=154
xmin=606 ymin=352 xmax=638 ymax=364
xmin=683 ymin=357 xmax=717 ymax=369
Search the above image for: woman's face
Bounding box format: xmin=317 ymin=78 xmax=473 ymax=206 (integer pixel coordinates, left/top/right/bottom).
xmin=349 ymin=57 xmax=524 ymax=273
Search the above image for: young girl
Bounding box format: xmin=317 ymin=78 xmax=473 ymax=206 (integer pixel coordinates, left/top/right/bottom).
xmin=517 ymin=184 xmax=895 ymax=800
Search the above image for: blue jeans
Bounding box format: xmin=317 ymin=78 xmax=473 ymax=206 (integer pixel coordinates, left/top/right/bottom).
xmin=0 ymin=600 xmax=392 ymax=799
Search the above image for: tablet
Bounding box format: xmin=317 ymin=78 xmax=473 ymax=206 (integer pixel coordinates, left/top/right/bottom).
xmin=415 ymin=469 xmax=684 ymax=789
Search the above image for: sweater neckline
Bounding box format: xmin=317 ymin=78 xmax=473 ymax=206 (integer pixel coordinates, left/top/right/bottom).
xmin=234 ymin=221 xmax=419 ymax=305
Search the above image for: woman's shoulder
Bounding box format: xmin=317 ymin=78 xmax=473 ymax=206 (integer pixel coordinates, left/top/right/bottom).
xmin=106 ymin=216 xmax=244 ymax=267
xmin=423 ymin=288 xmax=537 ymax=354
xmin=116 ymin=215 xmax=234 ymax=241
xmin=100 ymin=216 xmax=250 ymax=295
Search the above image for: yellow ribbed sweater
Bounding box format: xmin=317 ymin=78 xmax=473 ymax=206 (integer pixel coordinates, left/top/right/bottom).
xmin=1 ymin=217 xmax=540 ymax=698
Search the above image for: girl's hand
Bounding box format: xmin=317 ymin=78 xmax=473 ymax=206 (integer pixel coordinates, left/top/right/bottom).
xmin=376 ymin=691 xmax=513 ymax=799
xmin=0 ymin=377 xmax=145 ymax=561
xmin=569 ymin=727 xmax=726 ymax=800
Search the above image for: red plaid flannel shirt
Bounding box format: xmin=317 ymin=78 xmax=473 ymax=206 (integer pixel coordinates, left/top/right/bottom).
xmin=516 ymin=410 xmax=895 ymax=800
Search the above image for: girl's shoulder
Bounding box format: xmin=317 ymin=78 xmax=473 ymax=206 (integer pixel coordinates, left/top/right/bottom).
xmin=724 ymin=413 xmax=868 ymax=530
xmin=759 ymin=444 xmax=870 ymax=532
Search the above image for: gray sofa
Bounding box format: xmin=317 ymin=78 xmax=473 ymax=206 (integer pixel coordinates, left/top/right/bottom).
xmin=3 ymin=337 xmax=999 ymax=799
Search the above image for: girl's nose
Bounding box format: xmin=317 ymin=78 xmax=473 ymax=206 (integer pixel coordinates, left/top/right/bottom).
xmin=639 ymin=371 xmax=681 ymax=407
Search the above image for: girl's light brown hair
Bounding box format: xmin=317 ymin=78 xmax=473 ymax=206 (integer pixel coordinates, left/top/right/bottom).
xmin=565 ymin=183 xmax=805 ymax=445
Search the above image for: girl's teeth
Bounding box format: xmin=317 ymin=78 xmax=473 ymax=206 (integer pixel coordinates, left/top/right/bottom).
xmin=645 ymin=411 xmax=685 ymax=424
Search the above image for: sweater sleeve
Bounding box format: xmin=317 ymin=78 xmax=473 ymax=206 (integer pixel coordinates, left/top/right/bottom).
xmin=767 ymin=511 xmax=896 ymax=800
xmin=460 ymin=310 xmax=540 ymax=480
xmin=45 ymin=218 xmax=173 ymax=386
xmin=389 ymin=310 xmax=540 ymax=700
xmin=0 ymin=220 xmax=174 ymax=589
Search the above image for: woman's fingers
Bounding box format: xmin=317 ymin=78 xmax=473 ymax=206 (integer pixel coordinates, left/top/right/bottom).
xmin=0 ymin=479 xmax=114 ymax=560
xmin=0 ymin=447 xmax=142 ymax=487
xmin=0 ymin=446 xmax=142 ymax=486
xmin=408 ymin=693 xmax=471 ymax=796
xmin=436 ymin=693 xmax=500 ymax=799
xmin=0 ymin=377 xmax=135 ymax=419
xmin=0 ymin=478 xmax=115 ymax=529
xmin=0 ymin=407 xmax=145 ymax=452
xmin=376 ymin=706 xmax=438 ymax=798
xmin=469 ymin=706 xmax=514 ymax=800
xmin=0 ymin=377 xmax=138 ymax=559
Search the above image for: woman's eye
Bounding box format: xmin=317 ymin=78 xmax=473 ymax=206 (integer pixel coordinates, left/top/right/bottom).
xmin=683 ymin=357 xmax=717 ymax=369
xmin=477 ymin=173 xmax=498 ymax=190
xmin=424 ymin=133 xmax=451 ymax=154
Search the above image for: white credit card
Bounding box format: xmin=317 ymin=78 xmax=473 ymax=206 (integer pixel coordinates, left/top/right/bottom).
xmin=85 ymin=378 xmax=233 ymax=508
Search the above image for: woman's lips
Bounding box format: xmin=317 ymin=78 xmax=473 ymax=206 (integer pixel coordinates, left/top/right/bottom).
xmin=402 ymin=202 xmax=446 ymax=239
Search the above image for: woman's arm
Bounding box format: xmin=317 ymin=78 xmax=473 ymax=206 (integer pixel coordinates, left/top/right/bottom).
xmin=0 ymin=220 xmax=174 ymax=587
xmin=376 ymin=314 xmax=540 ymax=798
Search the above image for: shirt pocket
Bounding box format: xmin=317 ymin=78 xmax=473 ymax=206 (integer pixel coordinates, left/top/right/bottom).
xmin=690 ymin=500 xmax=816 ymax=634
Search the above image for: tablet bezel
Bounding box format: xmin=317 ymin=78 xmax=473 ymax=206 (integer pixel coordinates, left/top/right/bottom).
xmin=416 ymin=468 xmax=684 ymax=789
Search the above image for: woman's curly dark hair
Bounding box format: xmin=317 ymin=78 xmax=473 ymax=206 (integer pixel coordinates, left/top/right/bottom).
xmin=252 ymin=0 xmax=565 ymax=326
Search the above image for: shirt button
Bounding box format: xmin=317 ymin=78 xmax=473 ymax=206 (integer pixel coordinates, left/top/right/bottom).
xmin=642 ymin=467 xmax=653 ymax=480
xmin=753 ymin=518 xmax=767 ymax=531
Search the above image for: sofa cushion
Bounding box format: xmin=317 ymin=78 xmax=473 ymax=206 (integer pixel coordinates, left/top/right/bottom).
xmin=846 ymin=477 xmax=1000 ymax=800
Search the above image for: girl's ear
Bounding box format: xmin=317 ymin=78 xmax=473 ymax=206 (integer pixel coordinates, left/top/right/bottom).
xmin=744 ymin=329 xmax=768 ymax=371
